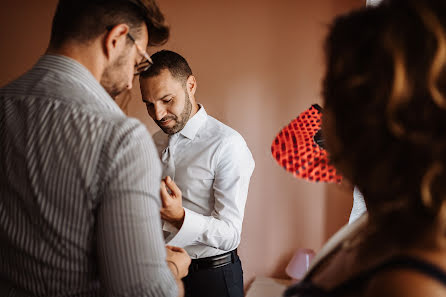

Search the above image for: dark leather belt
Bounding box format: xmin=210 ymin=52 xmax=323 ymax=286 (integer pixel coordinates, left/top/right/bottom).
xmin=189 ymin=249 xmax=238 ymax=273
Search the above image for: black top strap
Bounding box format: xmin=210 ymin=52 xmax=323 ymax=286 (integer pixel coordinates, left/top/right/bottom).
xmin=373 ymin=255 xmax=446 ymax=285
xmin=332 ymin=255 xmax=446 ymax=294
xmin=284 ymin=255 xmax=446 ymax=297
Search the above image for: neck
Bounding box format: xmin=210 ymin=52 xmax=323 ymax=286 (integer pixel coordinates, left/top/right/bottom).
xmin=46 ymin=40 xmax=106 ymax=82
xmin=189 ymin=101 xmax=200 ymax=118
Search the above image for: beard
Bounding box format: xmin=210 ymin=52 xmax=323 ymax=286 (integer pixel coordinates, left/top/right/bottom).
xmin=157 ymin=91 xmax=193 ymax=135
xmin=100 ymin=52 xmax=130 ymax=99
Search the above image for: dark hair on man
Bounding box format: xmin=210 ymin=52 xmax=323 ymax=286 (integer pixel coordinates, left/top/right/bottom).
xmin=323 ymin=0 xmax=446 ymax=246
xmin=140 ymin=50 xmax=193 ymax=85
xmin=50 ymin=0 xmax=169 ymax=49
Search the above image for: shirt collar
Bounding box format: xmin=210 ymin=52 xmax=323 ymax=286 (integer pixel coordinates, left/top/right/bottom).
xmin=34 ymin=54 xmax=122 ymax=113
xmin=179 ymin=104 xmax=207 ymax=140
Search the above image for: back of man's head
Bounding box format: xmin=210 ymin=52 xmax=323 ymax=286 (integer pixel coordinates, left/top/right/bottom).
xmin=50 ymin=0 xmax=169 ymax=49
xmin=140 ymin=50 xmax=192 ymax=85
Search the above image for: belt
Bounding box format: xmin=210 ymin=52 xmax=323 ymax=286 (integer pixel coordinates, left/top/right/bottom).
xmin=189 ymin=249 xmax=238 ymax=273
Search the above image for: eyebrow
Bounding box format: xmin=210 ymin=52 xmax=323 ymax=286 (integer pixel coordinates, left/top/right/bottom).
xmin=158 ymin=94 xmax=172 ymax=101
xmin=141 ymin=94 xmax=172 ymax=104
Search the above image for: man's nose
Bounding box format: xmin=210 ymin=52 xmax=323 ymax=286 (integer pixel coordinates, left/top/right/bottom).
xmin=155 ymin=105 xmax=166 ymax=121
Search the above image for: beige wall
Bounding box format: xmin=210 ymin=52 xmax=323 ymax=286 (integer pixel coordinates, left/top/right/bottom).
xmin=0 ymin=0 xmax=363 ymax=287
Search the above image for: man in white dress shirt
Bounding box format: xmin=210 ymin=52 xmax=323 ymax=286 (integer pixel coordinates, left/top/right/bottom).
xmin=139 ymin=50 xmax=255 ymax=297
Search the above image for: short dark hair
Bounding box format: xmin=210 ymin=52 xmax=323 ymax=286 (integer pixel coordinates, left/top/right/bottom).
xmin=50 ymin=0 xmax=169 ymax=49
xmin=140 ymin=50 xmax=193 ymax=84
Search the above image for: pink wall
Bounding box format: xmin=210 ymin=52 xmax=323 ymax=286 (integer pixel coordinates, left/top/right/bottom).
xmin=0 ymin=0 xmax=363 ymax=287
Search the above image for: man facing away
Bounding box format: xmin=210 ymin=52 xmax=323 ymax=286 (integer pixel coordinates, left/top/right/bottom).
xmin=0 ymin=1 xmax=190 ymax=296
xmin=139 ymin=50 xmax=255 ymax=297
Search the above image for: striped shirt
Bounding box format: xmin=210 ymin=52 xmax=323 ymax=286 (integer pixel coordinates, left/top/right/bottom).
xmin=0 ymin=55 xmax=177 ymax=297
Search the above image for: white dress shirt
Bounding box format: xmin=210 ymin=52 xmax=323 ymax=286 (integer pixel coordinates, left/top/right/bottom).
xmin=153 ymin=105 xmax=255 ymax=259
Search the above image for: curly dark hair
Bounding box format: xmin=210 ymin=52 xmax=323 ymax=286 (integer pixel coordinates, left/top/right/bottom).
xmin=323 ymin=0 xmax=446 ymax=245
xmin=50 ymin=0 xmax=169 ymax=49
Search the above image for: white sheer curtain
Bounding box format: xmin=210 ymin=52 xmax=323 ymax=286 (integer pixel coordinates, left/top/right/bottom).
xmin=366 ymin=0 xmax=384 ymax=6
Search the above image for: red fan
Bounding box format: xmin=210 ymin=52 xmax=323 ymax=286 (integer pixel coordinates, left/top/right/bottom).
xmin=271 ymin=104 xmax=342 ymax=183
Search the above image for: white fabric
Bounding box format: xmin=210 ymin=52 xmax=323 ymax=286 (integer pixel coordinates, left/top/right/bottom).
xmin=153 ymin=105 xmax=255 ymax=259
xmin=366 ymin=0 xmax=383 ymax=7
xmin=348 ymin=187 xmax=367 ymax=224
xmin=306 ymin=215 xmax=368 ymax=274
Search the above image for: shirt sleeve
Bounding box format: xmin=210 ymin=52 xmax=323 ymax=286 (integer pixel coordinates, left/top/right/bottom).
xmin=96 ymin=120 xmax=178 ymax=297
xmin=166 ymin=134 xmax=255 ymax=251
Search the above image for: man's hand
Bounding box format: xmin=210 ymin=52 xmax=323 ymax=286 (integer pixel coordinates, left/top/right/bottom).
xmin=166 ymin=245 xmax=191 ymax=279
xmin=160 ymin=176 xmax=185 ymax=229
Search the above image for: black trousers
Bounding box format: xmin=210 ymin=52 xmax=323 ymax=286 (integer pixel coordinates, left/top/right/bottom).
xmin=183 ymin=255 xmax=244 ymax=297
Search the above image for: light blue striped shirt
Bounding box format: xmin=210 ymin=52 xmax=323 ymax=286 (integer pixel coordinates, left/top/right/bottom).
xmin=0 ymin=55 xmax=177 ymax=297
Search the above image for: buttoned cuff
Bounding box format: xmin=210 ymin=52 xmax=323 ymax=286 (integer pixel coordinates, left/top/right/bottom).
xmin=165 ymin=208 xmax=206 ymax=247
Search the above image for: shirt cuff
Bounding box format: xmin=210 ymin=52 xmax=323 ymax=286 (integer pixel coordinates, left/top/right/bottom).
xmin=162 ymin=220 xmax=177 ymax=242
xmin=165 ymin=208 xmax=206 ymax=247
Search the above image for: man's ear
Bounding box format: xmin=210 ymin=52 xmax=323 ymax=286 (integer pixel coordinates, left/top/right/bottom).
xmin=103 ymin=24 xmax=130 ymax=61
xmin=187 ymin=75 xmax=197 ymax=96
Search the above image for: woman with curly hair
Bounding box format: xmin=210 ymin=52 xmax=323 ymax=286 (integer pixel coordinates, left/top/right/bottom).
xmin=285 ymin=0 xmax=446 ymax=296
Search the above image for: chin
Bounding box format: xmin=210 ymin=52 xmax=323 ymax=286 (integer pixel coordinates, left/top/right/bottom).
xmin=160 ymin=125 xmax=178 ymax=135
xmin=161 ymin=128 xmax=176 ymax=135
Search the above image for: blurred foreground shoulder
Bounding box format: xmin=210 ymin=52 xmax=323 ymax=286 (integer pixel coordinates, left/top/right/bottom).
xmin=365 ymin=268 xmax=446 ymax=297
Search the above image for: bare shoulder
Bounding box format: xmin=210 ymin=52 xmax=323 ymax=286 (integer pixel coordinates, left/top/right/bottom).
xmin=364 ymin=267 xmax=446 ymax=297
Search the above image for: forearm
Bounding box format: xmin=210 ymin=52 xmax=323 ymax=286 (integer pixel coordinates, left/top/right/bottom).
xmin=97 ymin=194 xmax=178 ymax=296
xmin=166 ymin=261 xmax=184 ymax=297
xmin=166 ymin=208 xmax=242 ymax=251
xmin=175 ymin=279 xmax=185 ymax=297
xmin=98 ymin=125 xmax=179 ymax=296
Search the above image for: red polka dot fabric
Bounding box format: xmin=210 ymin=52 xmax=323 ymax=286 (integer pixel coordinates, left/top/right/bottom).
xmin=271 ymin=104 xmax=342 ymax=183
